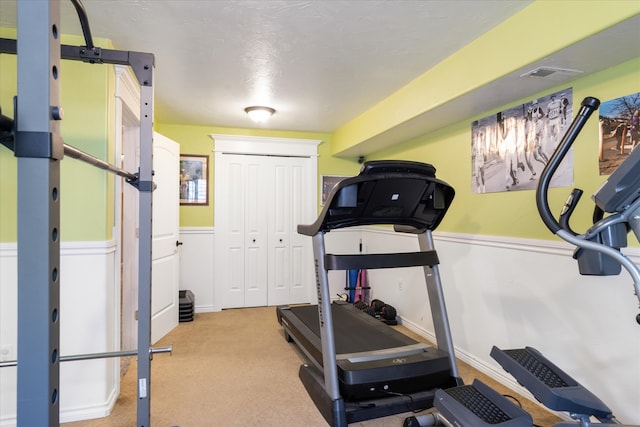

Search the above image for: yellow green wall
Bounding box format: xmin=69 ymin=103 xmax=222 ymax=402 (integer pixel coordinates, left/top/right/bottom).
xmin=332 ymin=0 xmax=640 ymax=154
xmin=159 ymin=55 xmax=637 ymax=238
xmin=366 ymin=58 xmax=640 ymax=239
xmin=0 ymin=29 xmax=18 ymax=242
xmin=155 ymin=124 xmax=356 ymax=227
xmin=0 ymin=30 xmax=115 ymax=242
xmin=156 ymin=1 xmax=639 ymax=236
xmin=2 ymin=0 xmax=638 ymax=242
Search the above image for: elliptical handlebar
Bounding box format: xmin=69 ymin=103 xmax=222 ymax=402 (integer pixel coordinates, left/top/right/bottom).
xmin=535 ymin=96 xmax=601 ymax=235
xmin=558 ymin=188 xmax=584 ymax=236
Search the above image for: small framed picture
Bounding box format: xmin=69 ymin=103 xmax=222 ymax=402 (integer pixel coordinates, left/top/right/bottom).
xmin=179 ymin=154 xmax=209 ymax=205
xmin=321 ymin=175 xmax=349 ymax=206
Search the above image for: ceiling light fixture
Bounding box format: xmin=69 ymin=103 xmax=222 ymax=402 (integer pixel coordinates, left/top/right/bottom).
xmin=244 ymin=106 xmax=276 ymax=123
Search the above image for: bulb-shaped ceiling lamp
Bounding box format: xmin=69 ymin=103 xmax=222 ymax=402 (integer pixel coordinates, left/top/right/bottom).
xmin=244 ymin=106 xmax=276 ymax=123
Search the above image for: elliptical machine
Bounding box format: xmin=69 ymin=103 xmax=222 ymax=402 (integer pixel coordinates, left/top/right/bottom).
xmin=404 ymin=97 xmax=640 ymax=427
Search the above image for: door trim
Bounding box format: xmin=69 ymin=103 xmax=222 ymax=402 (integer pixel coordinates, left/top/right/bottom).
xmin=211 ymin=134 xmax=320 ymax=157
xmin=115 ymin=65 xmax=140 ymax=351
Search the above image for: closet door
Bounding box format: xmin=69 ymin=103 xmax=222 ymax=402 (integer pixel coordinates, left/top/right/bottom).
xmin=243 ymin=158 xmax=268 ymax=307
xmin=288 ymin=158 xmax=312 ymax=304
xmin=218 ymin=155 xmax=268 ymax=309
xmin=213 ymin=134 xmax=320 ymax=311
xmin=268 ymin=156 xmax=312 ymax=306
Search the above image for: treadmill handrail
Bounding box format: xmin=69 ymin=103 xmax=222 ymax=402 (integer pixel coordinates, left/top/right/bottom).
xmin=325 ymin=250 xmax=439 ymax=270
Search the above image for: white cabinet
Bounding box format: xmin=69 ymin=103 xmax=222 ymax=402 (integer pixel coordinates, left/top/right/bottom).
xmin=212 ymin=135 xmax=320 ymax=310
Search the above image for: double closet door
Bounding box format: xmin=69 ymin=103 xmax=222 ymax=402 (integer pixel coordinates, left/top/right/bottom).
xmin=213 ymin=135 xmax=320 ymax=310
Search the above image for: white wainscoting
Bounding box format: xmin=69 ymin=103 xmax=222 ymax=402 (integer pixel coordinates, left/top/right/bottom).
xmin=359 ymin=227 xmax=640 ymax=424
xmin=0 ymin=241 xmax=119 ymax=426
xmin=323 ymin=229 xmax=364 ymax=305
xmin=3 ymin=228 xmax=637 ymax=423
xmin=179 ymin=228 xmax=215 ymax=312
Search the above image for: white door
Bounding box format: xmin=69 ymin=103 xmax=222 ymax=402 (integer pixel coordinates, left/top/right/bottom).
xmin=218 ymin=155 xmax=268 ymax=309
xmin=289 ymin=158 xmax=313 ymax=304
xmin=150 ymin=132 xmax=180 ymax=343
xmin=244 ymin=158 xmax=269 ymax=307
xmin=116 ymin=67 xmax=180 ymax=346
xmin=268 ymin=156 xmax=312 ymax=306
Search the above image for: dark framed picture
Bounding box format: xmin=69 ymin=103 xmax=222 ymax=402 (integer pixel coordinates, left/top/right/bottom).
xmin=321 ymin=175 xmax=349 ymax=206
xmin=179 ymin=154 xmax=209 ymax=205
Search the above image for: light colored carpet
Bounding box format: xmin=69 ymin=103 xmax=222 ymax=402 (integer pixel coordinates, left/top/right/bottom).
xmin=62 ymin=307 xmax=561 ymax=426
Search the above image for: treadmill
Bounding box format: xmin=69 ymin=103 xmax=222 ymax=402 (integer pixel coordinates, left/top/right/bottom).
xmin=276 ymin=160 xmax=462 ymax=426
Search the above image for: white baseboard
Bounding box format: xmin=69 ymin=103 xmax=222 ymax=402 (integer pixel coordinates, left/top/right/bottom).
xmin=195 ymin=305 xmax=216 ymax=313
xmin=59 ymin=384 xmax=119 ymax=424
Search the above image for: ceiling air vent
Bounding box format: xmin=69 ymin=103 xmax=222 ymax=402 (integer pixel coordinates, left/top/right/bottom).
xmin=520 ymin=66 xmax=584 ymax=80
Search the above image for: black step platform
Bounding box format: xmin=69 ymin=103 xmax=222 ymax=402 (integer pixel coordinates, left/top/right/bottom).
xmin=434 ymin=379 xmax=533 ymax=427
xmin=490 ymin=346 xmax=613 ymax=419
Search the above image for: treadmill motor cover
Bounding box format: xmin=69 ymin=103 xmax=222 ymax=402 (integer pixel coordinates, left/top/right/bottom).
xmin=337 ymin=346 xmax=455 ymax=400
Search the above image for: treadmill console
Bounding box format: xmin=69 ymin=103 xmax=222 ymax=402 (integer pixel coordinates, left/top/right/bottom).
xmin=299 ymin=160 xmax=455 ymax=235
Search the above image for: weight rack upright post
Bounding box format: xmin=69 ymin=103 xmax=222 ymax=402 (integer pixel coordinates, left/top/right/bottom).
xmin=15 ymin=0 xmax=63 ymax=425
xmin=136 ymin=82 xmax=155 ymax=427
xmin=10 ymin=1 xmax=158 ymax=425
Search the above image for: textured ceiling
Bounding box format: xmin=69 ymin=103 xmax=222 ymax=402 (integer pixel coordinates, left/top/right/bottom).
xmin=0 ymin=0 xmax=533 ymax=132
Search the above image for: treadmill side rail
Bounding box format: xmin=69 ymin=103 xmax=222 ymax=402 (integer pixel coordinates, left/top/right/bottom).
xmin=336 ymin=343 xmax=430 ymax=363
xmin=299 ymin=364 xmax=348 ymax=427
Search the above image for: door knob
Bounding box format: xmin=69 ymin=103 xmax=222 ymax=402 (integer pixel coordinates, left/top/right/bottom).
xmin=176 ymin=241 xmax=183 ymax=247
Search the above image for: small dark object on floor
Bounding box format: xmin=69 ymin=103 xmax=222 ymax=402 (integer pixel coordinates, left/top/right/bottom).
xmin=179 ymin=290 xmax=195 ymax=322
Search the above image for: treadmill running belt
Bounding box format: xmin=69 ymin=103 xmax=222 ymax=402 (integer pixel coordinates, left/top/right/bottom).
xmin=279 ymin=302 xmax=456 ymax=402
xmin=292 ymin=303 xmax=416 ymax=354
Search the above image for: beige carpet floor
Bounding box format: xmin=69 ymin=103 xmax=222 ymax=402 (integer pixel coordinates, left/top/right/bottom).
xmin=62 ymin=307 xmax=562 ymax=426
